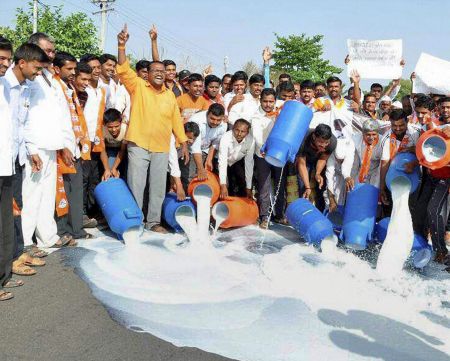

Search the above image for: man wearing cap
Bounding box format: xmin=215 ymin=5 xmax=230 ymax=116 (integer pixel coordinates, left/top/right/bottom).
xmin=178 ymin=69 xmax=190 ymax=94
xmin=350 ymin=120 xmax=387 ymax=190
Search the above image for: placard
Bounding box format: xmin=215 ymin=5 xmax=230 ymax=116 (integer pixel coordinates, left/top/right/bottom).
xmin=413 ymin=53 xmax=450 ymax=95
xmin=347 ymin=39 xmax=403 ymax=79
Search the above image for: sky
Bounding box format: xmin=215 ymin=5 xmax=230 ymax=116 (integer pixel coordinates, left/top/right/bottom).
xmin=1 ymin=0 xmax=450 ymax=89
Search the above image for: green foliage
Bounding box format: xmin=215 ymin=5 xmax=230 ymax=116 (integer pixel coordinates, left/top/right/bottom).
xmin=0 ymin=2 xmax=100 ymax=58
xmin=386 ymin=79 xmax=412 ymax=100
xmin=272 ymin=33 xmax=342 ymax=83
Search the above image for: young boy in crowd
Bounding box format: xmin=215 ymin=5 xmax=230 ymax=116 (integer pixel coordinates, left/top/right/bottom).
xmin=100 ymin=108 xmax=128 ymax=180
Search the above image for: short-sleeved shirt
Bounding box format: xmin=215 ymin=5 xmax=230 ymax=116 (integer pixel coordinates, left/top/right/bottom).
xmin=297 ymin=130 xmax=337 ymax=165
xmin=177 ymin=93 xmax=210 ymax=120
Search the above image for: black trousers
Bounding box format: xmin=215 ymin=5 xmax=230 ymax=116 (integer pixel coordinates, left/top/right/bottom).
xmin=12 ymin=160 xmax=24 ymax=260
xmin=228 ymin=158 xmax=247 ymax=197
xmin=56 ymin=159 xmax=87 ymax=239
xmin=0 ymin=176 xmax=14 ymax=290
xmin=255 ymin=156 xmax=287 ymax=220
xmin=81 ymin=153 xmax=101 ymax=217
xmin=413 ymin=175 xmax=450 ymax=254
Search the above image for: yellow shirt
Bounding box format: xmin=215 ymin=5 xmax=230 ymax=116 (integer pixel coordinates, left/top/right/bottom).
xmin=116 ymin=60 xmax=187 ymax=152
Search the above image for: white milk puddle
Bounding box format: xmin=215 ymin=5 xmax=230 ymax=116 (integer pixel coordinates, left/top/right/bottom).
xmin=67 ymin=186 xmax=450 ymax=361
xmin=377 ymin=179 xmax=414 ymax=277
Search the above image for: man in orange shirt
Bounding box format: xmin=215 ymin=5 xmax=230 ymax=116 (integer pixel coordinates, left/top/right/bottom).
xmin=116 ymin=25 xmax=189 ymax=233
xmin=177 ymin=73 xmax=210 ymax=122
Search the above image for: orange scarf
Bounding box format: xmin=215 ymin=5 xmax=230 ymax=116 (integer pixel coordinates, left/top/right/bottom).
xmin=54 ymin=76 xmax=90 ymax=217
xmin=358 ymin=136 xmax=379 ymax=183
xmin=389 ymin=133 xmax=409 ymax=160
xmin=91 ymin=87 xmax=106 ymax=153
xmin=54 ymin=76 xmax=91 ymax=159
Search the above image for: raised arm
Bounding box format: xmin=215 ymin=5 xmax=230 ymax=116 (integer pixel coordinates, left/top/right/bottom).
xmin=351 ymin=69 xmax=361 ymax=105
xmin=149 ymin=24 xmax=160 ymax=61
xmin=117 ymin=24 xmax=129 ymax=65
xmin=262 ymin=47 xmax=272 ymax=88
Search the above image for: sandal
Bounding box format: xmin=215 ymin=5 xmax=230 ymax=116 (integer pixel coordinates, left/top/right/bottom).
xmin=3 ymin=279 xmax=24 ymax=288
xmin=27 ymin=246 xmax=48 ymax=258
xmin=52 ymin=234 xmax=72 ymax=248
xmin=0 ymin=291 xmax=13 ymax=301
xmin=66 ymin=238 xmax=78 ymax=247
xmin=18 ymin=253 xmax=46 ymax=267
xmin=12 ymin=261 xmax=37 ymax=276
xmin=78 ymin=233 xmax=94 ymax=240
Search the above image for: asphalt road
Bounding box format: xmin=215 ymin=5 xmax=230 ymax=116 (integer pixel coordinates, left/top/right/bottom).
xmin=0 ymin=251 xmax=235 ymax=361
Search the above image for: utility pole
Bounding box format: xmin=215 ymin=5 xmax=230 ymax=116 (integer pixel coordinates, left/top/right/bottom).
xmin=92 ymin=0 xmax=115 ymax=53
xmin=33 ymin=0 xmax=38 ymax=33
xmin=224 ymin=56 xmax=229 ymax=74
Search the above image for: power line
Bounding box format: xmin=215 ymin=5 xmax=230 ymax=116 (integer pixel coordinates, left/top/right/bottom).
xmin=91 ymin=0 xmax=115 ymax=52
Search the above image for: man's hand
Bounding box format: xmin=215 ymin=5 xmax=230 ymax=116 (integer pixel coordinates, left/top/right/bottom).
xmin=315 ymin=173 xmax=324 ymax=189
xmin=180 ymin=142 xmax=190 ymax=165
xmin=229 ymin=94 xmax=245 ymax=107
xmin=205 ymin=158 xmax=213 ymax=171
xmin=329 ymin=197 xmax=338 ymax=213
xmin=60 ymin=148 xmax=74 ymax=167
xmin=321 ymin=100 xmax=331 ymax=112
xmin=102 ymin=169 xmax=112 ymax=181
xmin=303 ymin=188 xmax=312 ymax=199
xmin=246 ymin=188 xmax=253 ymax=199
xmin=344 ymin=54 xmax=350 ymax=65
xmin=30 ymin=154 xmax=43 ymax=173
xmin=410 ymin=72 xmax=416 ymax=82
xmin=345 ymin=177 xmax=354 ymax=192
xmin=197 ymin=167 xmax=208 ymax=181
xmin=400 ymin=59 xmax=406 ymax=67
xmin=176 ymin=185 xmax=186 ymax=201
xmin=149 ymin=24 xmax=157 ymax=40
xmin=111 ymin=167 xmax=120 ymax=178
xmin=350 ymin=69 xmax=360 ymax=84
xmin=392 ymin=78 xmax=401 ymax=87
xmin=403 ymin=161 xmax=416 ymax=174
xmin=118 ymin=24 xmax=129 ymax=45
xmin=220 ymin=184 xmax=229 ymax=200
xmin=203 ymin=64 xmax=213 ymax=77
xmin=262 ymin=47 xmax=272 ymax=64
xmin=381 ymin=188 xmax=390 ymax=205
xmin=441 ymin=126 xmax=450 ymax=138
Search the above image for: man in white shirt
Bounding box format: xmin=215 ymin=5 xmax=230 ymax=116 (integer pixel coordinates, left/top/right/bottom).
xmin=1 ymin=42 xmax=49 ymax=296
xmin=99 ymin=53 xmax=130 ymax=122
xmin=80 ymin=54 xmax=111 ymax=227
xmin=326 ymin=135 xmax=355 ymax=212
xmin=218 ymin=119 xmax=255 ymax=199
xmin=168 ymin=122 xmax=200 ymax=200
xmin=228 ymin=73 xmax=264 ymax=125
xmin=53 ymin=51 xmax=92 ymax=240
xmin=0 ymin=36 xmax=16 ymax=300
xmin=379 ymin=109 xmax=420 ymax=215
xmin=251 ymin=88 xmax=287 ymax=228
xmin=223 ymin=71 xmax=248 ymax=113
xmin=21 ymin=45 xmax=71 ymax=252
xmin=181 ymin=103 xmax=227 ymax=190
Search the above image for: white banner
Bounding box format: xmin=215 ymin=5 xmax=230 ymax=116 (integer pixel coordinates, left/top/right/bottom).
xmin=413 ymin=53 xmax=450 ymax=95
xmin=347 ymin=39 xmax=403 ymax=79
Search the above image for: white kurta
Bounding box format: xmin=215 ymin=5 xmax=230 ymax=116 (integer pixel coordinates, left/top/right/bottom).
xmin=326 ymin=136 xmax=355 ymax=205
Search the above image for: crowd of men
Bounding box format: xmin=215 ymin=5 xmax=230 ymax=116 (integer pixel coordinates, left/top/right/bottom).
xmin=1 ymin=24 xmax=449 ymax=302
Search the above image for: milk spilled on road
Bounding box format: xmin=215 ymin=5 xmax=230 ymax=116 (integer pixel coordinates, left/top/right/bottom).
xmin=70 ymin=182 xmax=449 ymax=361
xmin=376 ymin=179 xmax=414 ymax=276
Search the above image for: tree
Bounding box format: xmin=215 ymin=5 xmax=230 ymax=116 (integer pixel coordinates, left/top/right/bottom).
xmin=242 ymin=60 xmax=260 ymax=77
xmin=272 ymin=33 xmax=342 ymax=83
xmin=0 ymin=2 xmax=100 ymax=58
xmin=386 ymin=79 xmax=412 ymax=101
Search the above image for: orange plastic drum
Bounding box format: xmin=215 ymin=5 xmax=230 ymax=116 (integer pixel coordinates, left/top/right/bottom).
xmin=212 ymin=196 xmax=259 ymax=229
xmin=187 ymin=170 xmax=220 ymax=205
xmin=416 ymin=128 xmax=450 ymax=178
